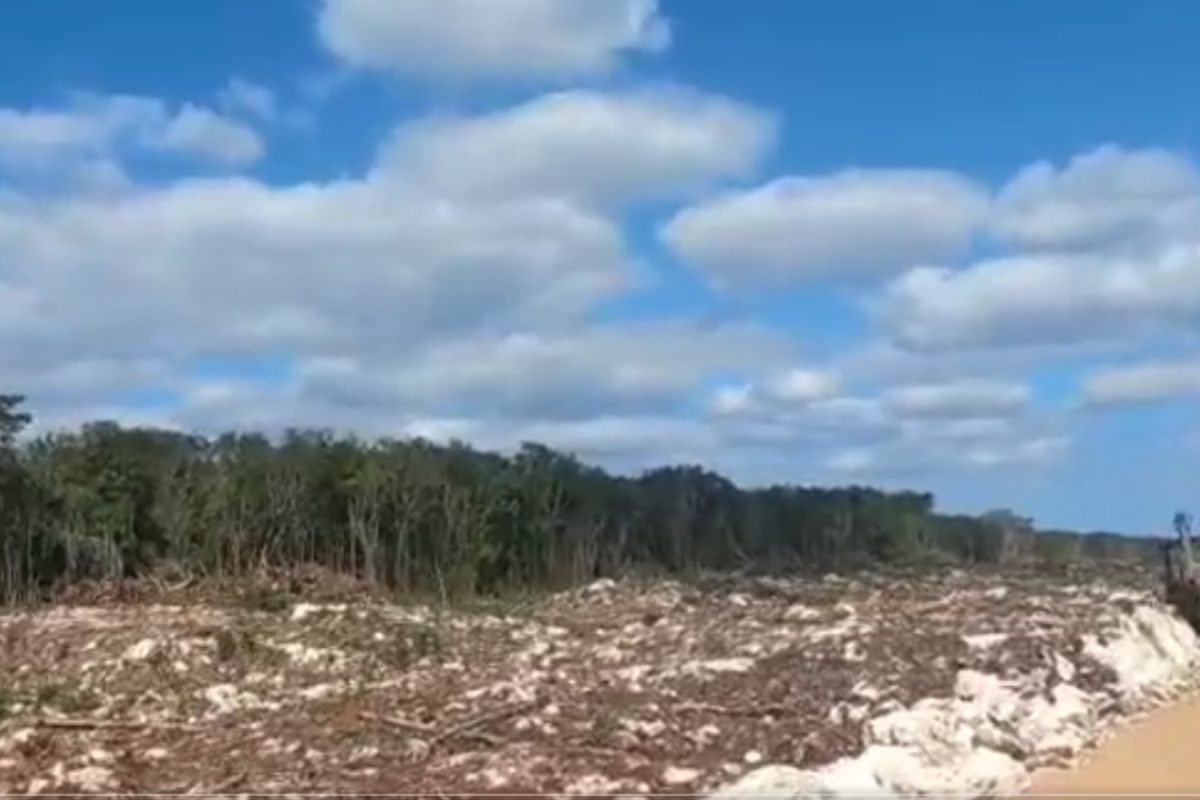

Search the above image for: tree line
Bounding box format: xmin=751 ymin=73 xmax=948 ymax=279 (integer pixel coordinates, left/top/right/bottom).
xmin=0 ymin=393 xmax=1162 ymax=605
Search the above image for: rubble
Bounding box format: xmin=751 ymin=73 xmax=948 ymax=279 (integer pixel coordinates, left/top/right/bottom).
xmin=0 ymin=566 xmax=1192 ymax=796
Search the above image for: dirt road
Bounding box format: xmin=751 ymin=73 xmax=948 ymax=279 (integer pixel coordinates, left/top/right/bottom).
xmin=1028 ymin=695 xmax=1200 ymax=794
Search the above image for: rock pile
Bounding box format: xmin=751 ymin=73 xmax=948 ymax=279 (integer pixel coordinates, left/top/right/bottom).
xmin=710 ymin=583 xmax=1200 ymax=799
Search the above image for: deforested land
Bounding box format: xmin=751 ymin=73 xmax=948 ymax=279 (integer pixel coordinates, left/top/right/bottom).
xmin=0 ymin=392 xmax=1188 ymax=797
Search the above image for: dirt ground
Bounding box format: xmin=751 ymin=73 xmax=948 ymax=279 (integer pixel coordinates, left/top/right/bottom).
xmin=1029 ymin=693 xmax=1200 ymax=795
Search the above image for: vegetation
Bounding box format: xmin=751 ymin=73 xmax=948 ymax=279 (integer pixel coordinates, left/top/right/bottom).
xmin=0 ymin=393 xmax=1161 ymax=605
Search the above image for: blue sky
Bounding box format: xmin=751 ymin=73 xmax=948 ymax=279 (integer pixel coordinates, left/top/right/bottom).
xmin=2 ymin=0 xmax=1199 ymax=535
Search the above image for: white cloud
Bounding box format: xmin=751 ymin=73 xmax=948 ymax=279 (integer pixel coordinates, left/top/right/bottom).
xmin=838 ymin=338 xmax=1118 ymax=387
xmin=871 ymin=147 xmax=1200 ymax=354
xmin=8 ymin=356 xmax=173 ymax=417
xmin=963 ymin=436 xmax=1068 ymax=468
xmin=381 ymin=86 xmax=776 ymax=207
xmin=825 ymin=447 xmax=877 ymax=474
xmin=0 ymin=179 xmax=631 ymax=369
xmin=1080 ymin=359 xmax=1200 ymax=408
xmin=0 ymin=94 xmax=157 ymax=164
xmin=881 ymin=380 xmax=1031 ymax=420
xmin=992 ymin=145 xmax=1200 ymax=251
xmin=826 ymin=429 xmax=1067 ymax=476
xmin=659 ymin=146 xmax=1200 ymax=365
xmin=218 ymin=79 xmax=277 ymax=121
xmin=0 ymin=85 xmax=783 ymax=463
xmin=156 ymin=104 xmax=264 ymax=166
xmin=0 ymin=92 xmax=264 ymax=174
xmin=316 ymin=0 xmax=670 ymax=81
xmin=148 ymin=362 xmax=1050 ymax=480
xmin=699 ymin=369 xmax=1057 ymax=475
xmin=0 ymin=68 xmax=1109 ymax=489
xmin=661 ymin=170 xmax=988 ymax=286
xmin=878 ymin=244 xmax=1200 ymax=352
xmin=761 ymin=368 xmax=841 ymax=405
xmin=0 ymin=85 xmax=791 ymax=379
xmin=102 ymin=367 xmax=722 ymax=463
xmin=706 ymin=370 xmax=872 ymax=428
xmin=289 ymin=319 xmax=797 ymax=421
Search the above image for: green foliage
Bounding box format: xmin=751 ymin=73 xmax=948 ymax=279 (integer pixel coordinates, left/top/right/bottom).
xmin=0 ymin=395 xmax=1161 ymax=604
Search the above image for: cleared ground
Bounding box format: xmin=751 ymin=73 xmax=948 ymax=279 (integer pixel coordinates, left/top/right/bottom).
xmin=0 ymin=565 xmax=1172 ymax=795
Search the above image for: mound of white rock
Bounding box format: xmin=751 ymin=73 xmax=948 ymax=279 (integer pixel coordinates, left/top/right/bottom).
xmin=708 ymin=597 xmax=1200 ymax=800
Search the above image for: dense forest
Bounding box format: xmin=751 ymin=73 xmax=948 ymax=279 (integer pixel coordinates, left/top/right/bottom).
xmin=0 ymin=393 xmax=1164 ymax=605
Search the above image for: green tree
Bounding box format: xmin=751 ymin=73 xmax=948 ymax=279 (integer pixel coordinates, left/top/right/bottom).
xmin=0 ymin=395 xmax=1163 ymax=604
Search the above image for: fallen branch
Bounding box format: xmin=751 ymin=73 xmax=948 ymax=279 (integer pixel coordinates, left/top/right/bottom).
xmin=360 ymin=701 xmax=534 ymax=750
xmin=187 ymin=770 xmax=247 ymax=795
xmin=674 ymin=700 xmax=791 ymax=718
xmin=430 ymin=699 xmax=538 ymax=747
xmin=359 ymin=710 xmax=504 ymax=748
xmin=36 ymin=717 xmax=198 ymax=732
xmin=357 ymin=710 xmax=437 ymax=736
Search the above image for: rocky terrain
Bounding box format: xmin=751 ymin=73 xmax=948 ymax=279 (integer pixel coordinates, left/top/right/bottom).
xmin=0 ymin=565 xmax=1194 ymax=797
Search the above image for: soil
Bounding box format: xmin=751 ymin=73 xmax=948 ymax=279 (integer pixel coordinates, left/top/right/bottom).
xmin=1028 ymin=692 xmax=1200 ymax=795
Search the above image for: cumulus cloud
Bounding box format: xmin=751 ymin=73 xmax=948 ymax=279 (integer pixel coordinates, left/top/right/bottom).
xmin=0 ymin=179 xmax=632 ymax=369
xmin=316 ymin=0 xmax=670 ymax=81
xmin=878 ymin=245 xmax=1200 ymax=352
xmin=867 ymin=147 xmax=1200 ymax=354
xmin=881 ymin=380 xmax=1031 ymax=420
xmin=760 ymin=369 xmax=842 ymax=405
xmin=154 ymin=363 xmax=1056 ymax=481
xmin=0 ymin=94 xmax=156 ymax=166
xmin=178 ymin=385 xmax=723 ymax=466
xmin=1079 ymin=359 xmax=1200 ymax=408
xmin=0 ymin=92 xmax=264 ymax=173
xmin=658 ymin=145 xmax=1200 ymax=370
xmin=660 ymin=170 xmax=989 ymax=286
xmin=288 ymin=319 xmax=798 ymax=422
xmin=992 ymin=145 xmax=1200 ymax=252
xmin=0 ymin=82 xmax=789 ymax=476
xmin=217 ymin=79 xmax=277 ymax=121
xmin=0 ymin=83 xmax=787 ymax=390
xmin=825 ymin=433 xmax=1067 ymax=476
xmin=699 ymin=368 xmax=1060 ymax=476
xmin=823 ymin=403 xmax=1067 ymax=476
xmin=380 ymin=86 xmax=776 ymax=207
xmin=9 ymin=9 xmax=1153 ymax=492
xmin=155 ymin=104 xmax=265 ymax=165
xmin=837 ymin=338 xmax=1116 ymax=387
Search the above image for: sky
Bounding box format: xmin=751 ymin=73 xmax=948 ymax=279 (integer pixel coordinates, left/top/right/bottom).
xmin=1 ymin=0 xmax=1199 ymax=535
